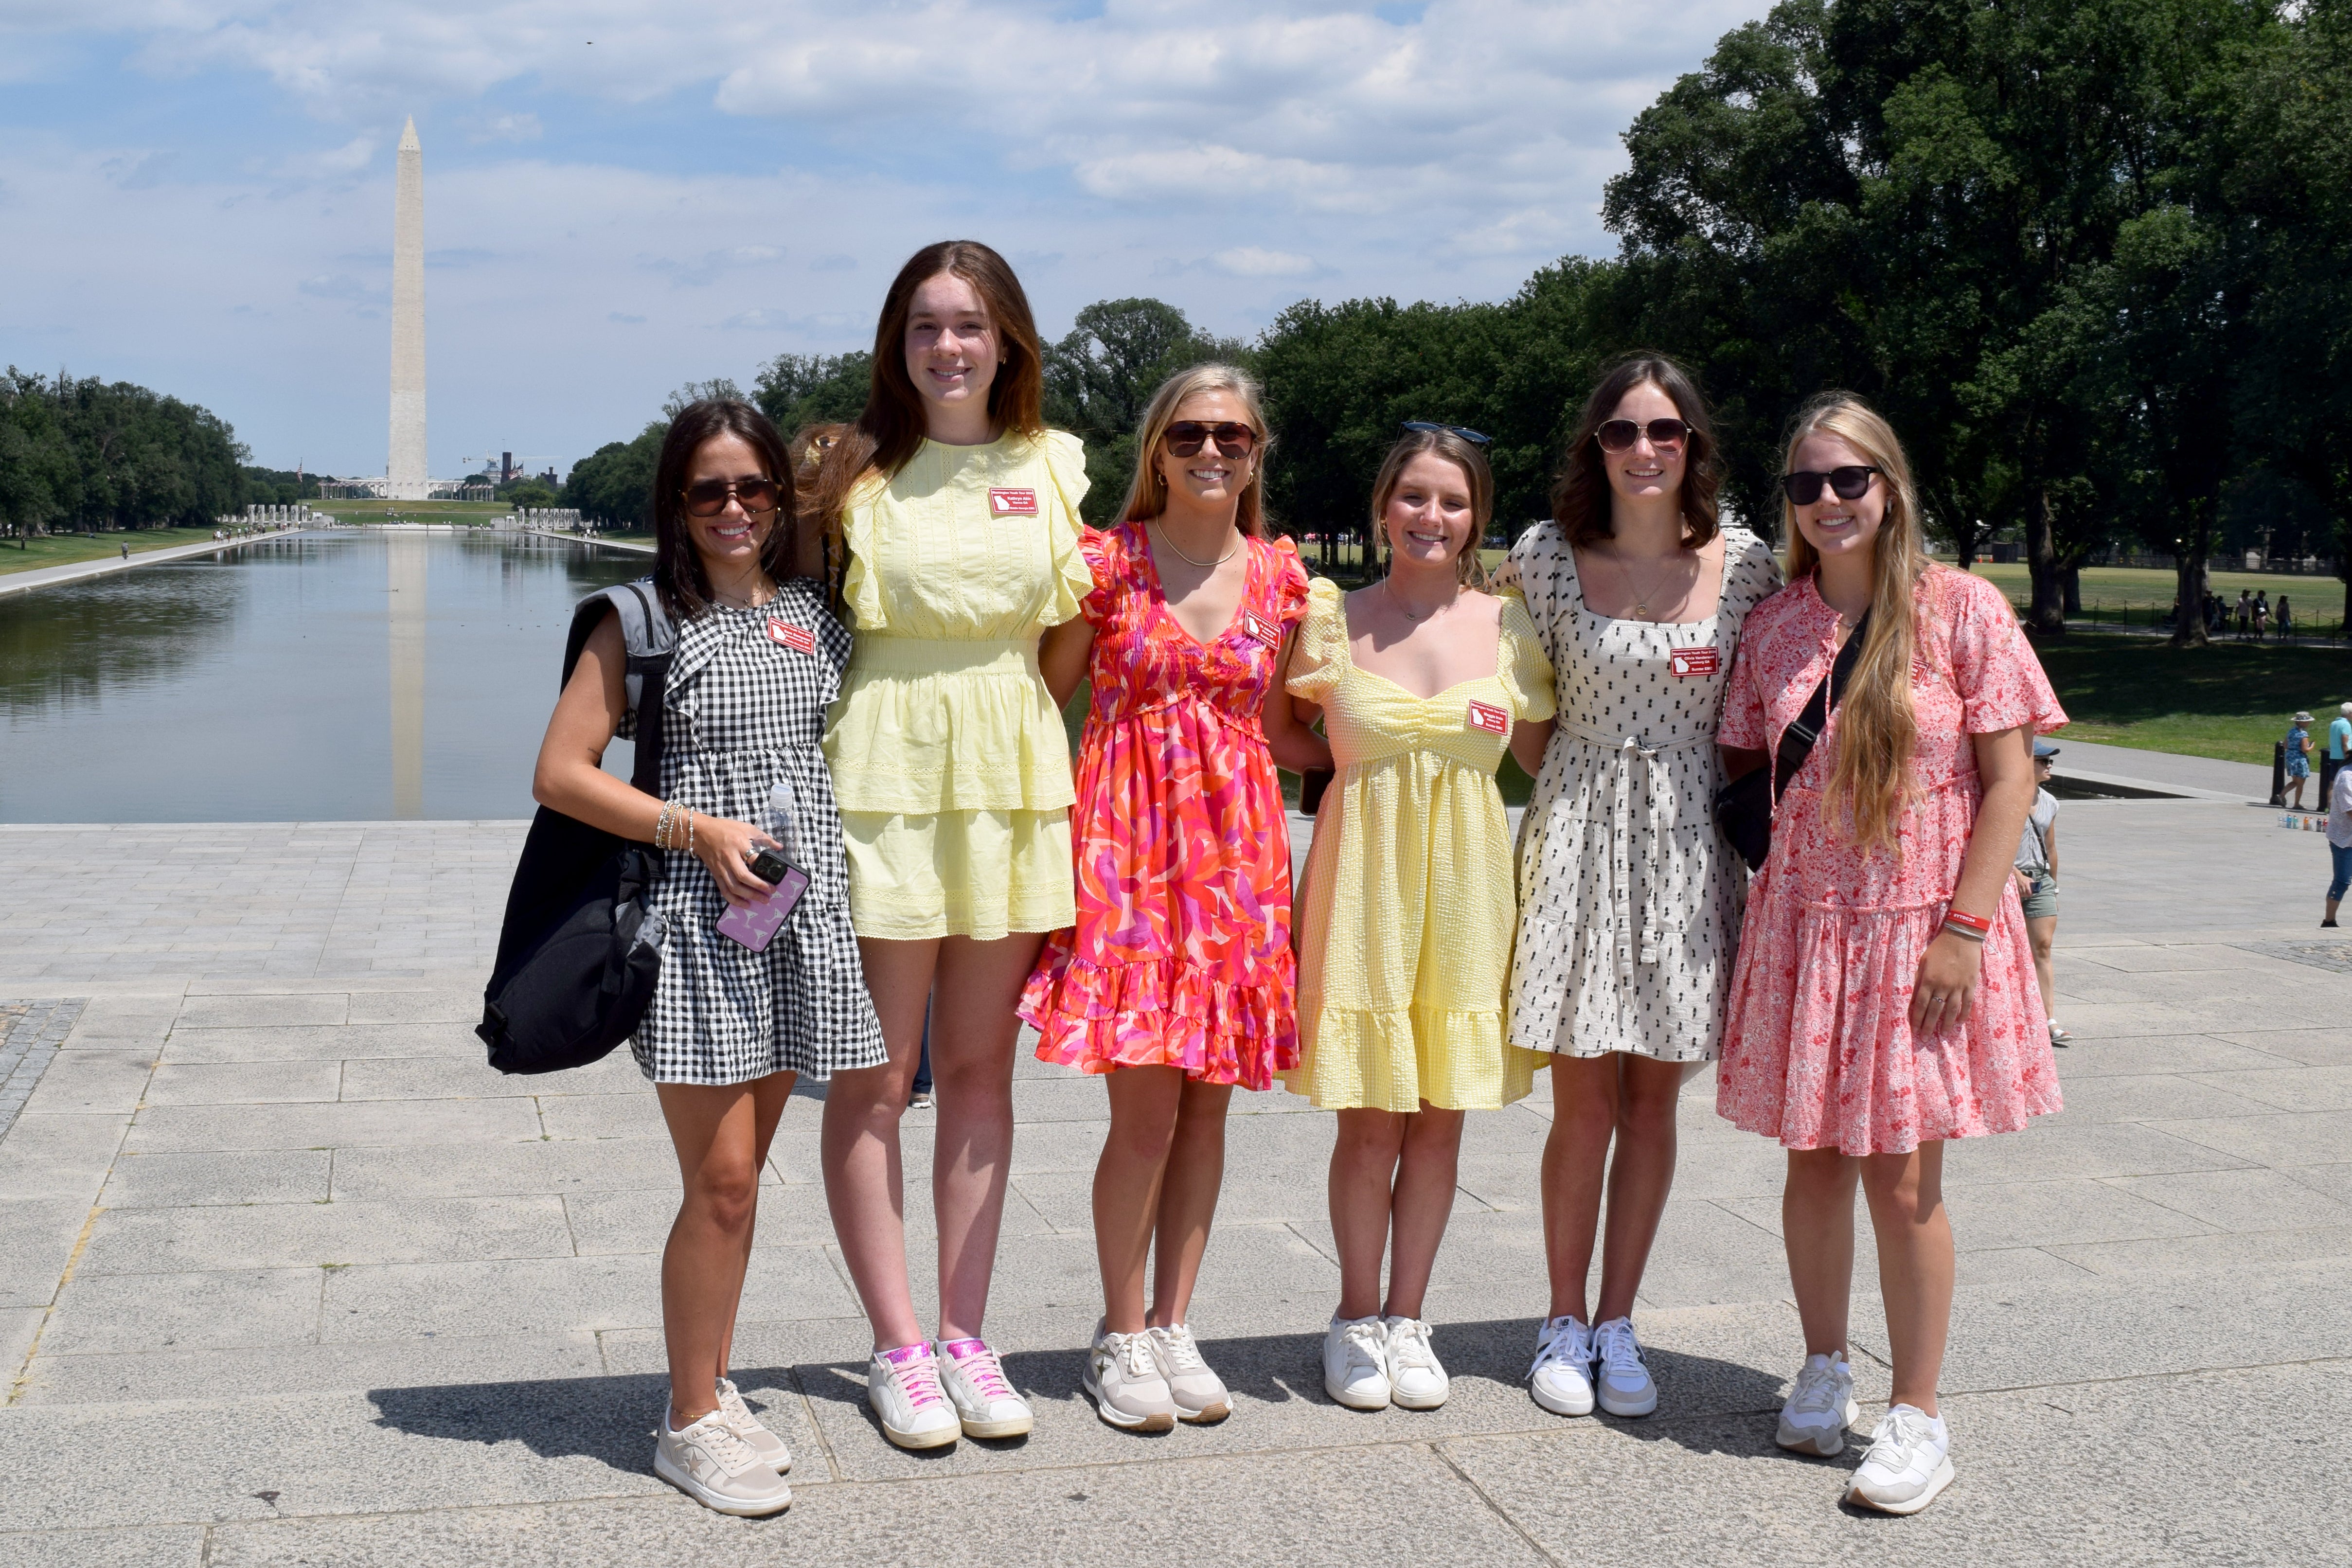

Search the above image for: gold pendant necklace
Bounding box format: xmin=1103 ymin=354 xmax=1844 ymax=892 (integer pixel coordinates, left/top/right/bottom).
xmin=1151 ymin=518 xmax=1241 ymax=569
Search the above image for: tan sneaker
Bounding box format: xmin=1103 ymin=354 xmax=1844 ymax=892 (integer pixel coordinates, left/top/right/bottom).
xmin=653 ymin=1409 xmax=792 ymax=1516
xmin=1084 ymin=1320 xmax=1176 ymax=1431
xmin=1146 ymin=1323 xmax=1230 ymax=1424
xmin=713 ymin=1376 xmax=790 ymax=1472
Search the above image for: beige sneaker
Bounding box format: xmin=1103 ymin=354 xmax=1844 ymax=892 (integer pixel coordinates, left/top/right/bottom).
xmin=653 ymin=1409 xmax=792 ymax=1516
xmin=1146 ymin=1323 xmax=1230 ymax=1424
xmin=713 ymin=1376 xmax=790 ymax=1472
xmin=1084 ymin=1320 xmax=1176 ymax=1431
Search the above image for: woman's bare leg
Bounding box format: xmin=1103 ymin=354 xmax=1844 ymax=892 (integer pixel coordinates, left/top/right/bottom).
xmin=821 ymin=937 xmax=937 ymax=1351
xmin=1592 ymin=1056 xmax=1686 ymax=1322
xmin=1383 ymin=1104 xmax=1465 ymax=1320
xmin=1861 ymin=1143 xmax=1953 ymax=1416
xmin=1147 ymin=1077 xmax=1234 ymax=1328
xmin=1095 ymin=1066 xmax=1183 ymax=1334
xmin=1782 ymin=1147 xmax=1860 ymax=1359
xmin=658 ymin=1073 xmax=794 ymax=1425
xmin=1540 ymin=1053 xmax=1620 ymax=1323
xmin=928 ymin=931 xmax=1042 ymax=1343
xmin=2026 ymin=916 xmax=2058 ymax=1021
xmin=1330 ymin=1109 xmax=1408 ymax=1319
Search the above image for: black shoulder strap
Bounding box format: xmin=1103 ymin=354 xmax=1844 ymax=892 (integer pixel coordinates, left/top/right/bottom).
xmin=561 ymin=578 xmax=676 ymax=798
xmin=1772 ymin=608 xmax=1870 ymax=805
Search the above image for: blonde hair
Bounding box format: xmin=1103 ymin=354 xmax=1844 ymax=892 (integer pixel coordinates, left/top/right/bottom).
xmin=1780 ymin=393 xmax=1931 ymax=852
xmin=1118 ymin=363 xmax=1272 ymax=536
xmin=1371 ymin=428 xmax=1491 ymax=586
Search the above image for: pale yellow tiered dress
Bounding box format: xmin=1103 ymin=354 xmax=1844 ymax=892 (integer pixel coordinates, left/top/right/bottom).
xmin=1282 ymin=578 xmax=1557 ymax=1110
xmin=822 ymin=429 xmax=1092 ymax=941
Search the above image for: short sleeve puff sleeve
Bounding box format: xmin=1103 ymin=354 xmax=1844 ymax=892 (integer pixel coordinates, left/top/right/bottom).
xmin=1269 ymin=535 xmax=1311 ymax=630
xmin=1284 ymin=576 xmax=1347 ymax=703
xmin=1077 ymin=525 xmax=1122 ymax=633
xmin=1942 ymin=569 xmax=2067 ymax=735
xmin=1497 ymin=591 xmax=1556 ymax=722
xmin=838 ymin=473 xmax=890 ymax=633
xmin=1038 ymin=430 xmax=1095 ymax=630
xmin=1717 ymin=641 xmax=1768 ymax=751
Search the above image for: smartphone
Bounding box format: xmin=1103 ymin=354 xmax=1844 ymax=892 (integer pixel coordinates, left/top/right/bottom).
xmin=714 ymin=859 xmax=811 ymax=953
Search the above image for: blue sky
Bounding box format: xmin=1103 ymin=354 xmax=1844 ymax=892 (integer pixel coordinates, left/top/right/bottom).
xmin=0 ymin=1 xmax=1766 ymax=480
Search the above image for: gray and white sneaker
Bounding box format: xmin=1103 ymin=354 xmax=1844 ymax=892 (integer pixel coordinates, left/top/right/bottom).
xmin=1528 ymin=1314 xmax=1596 ymax=1416
xmin=1085 ymin=1321 xmax=1176 ymax=1431
xmin=1145 ymin=1323 xmax=1230 ymax=1424
xmin=1591 ymin=1316 xmax=1657 ymax=1416
xmin=1847 ymin=1404 xmax=1953 ymax=1515
xmin=867 ymin=1341 xmax=960 ymax=1450
xmin=653 ymin=1409 xmax=793 ymax=1516
xmin=1776 ymin=1352 xmax=1860 ymax=1456
xmin=713 ymin=1376 xmax=790 ymax=1471
xmin=1322 ymin=1314 xmax=1391 ymax=1410
xmin=1382 ymin=1315 xmax=1449 ymax=1410
xmin=939 ymin=1337 xmax=1034 ymax=1439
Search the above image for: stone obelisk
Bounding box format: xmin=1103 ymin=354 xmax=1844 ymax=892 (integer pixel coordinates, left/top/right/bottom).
xmin=387 ymin=116 xmax=428 ymax=500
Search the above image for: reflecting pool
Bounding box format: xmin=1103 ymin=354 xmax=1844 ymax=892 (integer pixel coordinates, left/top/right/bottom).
xmin=0 ymin=530 xmax=648 ymax=821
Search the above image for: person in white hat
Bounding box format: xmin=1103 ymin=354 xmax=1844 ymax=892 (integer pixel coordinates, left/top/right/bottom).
xmin=2286 ymin=712 xmax=2316 ymax=809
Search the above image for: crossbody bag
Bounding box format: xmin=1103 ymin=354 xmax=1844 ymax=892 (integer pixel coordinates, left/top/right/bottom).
xmin=1712 ymin=610 xmax=1869 ymax=873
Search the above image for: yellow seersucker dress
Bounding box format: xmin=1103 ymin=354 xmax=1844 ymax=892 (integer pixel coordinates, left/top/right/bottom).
xmin=1282 ymin=577 xmax=1557 ymax=1111
xmin=822 ymin=429 xmax=1092 ymax=941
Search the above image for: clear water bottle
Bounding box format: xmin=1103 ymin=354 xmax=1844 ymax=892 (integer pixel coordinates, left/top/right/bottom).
xmin=766 ymin=778 xmax=798 ymax=860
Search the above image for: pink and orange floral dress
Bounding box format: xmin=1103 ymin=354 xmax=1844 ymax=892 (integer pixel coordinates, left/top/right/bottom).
xmin=1715 ymin=567 xmax=2067 ymax=1155
xmin=1019 ymin=521 xmax=1311 ymax=1089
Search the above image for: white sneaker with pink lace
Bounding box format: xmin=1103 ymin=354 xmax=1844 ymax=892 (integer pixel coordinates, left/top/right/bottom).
xmin=939 ymin=1336 xmax=1034 ymax=1439
xmin=867 ymin=1341 xmax=960 ymax=1449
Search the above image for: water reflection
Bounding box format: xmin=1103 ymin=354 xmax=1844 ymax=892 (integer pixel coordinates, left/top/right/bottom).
xmin=0 ymin=531 xmax=646 ymax=822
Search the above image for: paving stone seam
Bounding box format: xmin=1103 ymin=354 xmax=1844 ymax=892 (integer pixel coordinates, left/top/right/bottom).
xmin=1429 ymin=1441 xmax=1569 ymax=1567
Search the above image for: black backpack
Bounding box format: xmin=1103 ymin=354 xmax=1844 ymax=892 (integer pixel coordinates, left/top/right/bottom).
xmin=476 ymin=580 xmax=677 ymax=1074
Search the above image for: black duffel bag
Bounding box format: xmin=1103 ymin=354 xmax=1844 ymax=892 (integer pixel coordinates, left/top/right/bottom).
xmin=477 ymin=581 xmax=676 ymax=1074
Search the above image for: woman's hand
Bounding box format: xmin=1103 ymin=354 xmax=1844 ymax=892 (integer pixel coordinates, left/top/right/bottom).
xmin=690 ymin=814 xmax=783 ymax=908
xmin=1910 ymin=929 xmax=1984 ymax=1034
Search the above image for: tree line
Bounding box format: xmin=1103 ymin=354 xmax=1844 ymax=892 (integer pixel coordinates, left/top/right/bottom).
xmin=539 ymin=0 xmax=2338 ymax=648
xmin=0 ymin=368 xmax=272 ymax=535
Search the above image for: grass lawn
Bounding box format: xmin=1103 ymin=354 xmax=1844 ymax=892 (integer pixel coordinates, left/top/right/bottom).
xmin=1965 ymin=561 xmax=2348 ymax=637
xmin=0 ymin=526 xmax=267 ymax=577
xmin=2028 ymin=632 xmax=2352 ymax=765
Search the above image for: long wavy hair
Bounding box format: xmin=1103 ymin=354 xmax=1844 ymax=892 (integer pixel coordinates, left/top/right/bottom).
xmin=1781 ymin=392 xmax=1932 ymax=852
xmin=1370 ymin=427 xmax=1492 ymax=587
xmin=808 ymin=241 xmax=1048 ymax=592
xmin=650 ymin=399 xmax=799 ymax=621
xmin=1118 ymin=362 xmax=1272 ymax=536
xmin=1551 ymin=353 xmax=1722 ymax=549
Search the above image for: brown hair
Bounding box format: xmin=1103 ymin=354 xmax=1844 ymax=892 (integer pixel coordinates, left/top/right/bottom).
xmin=1550 ymin=353 xmax=1722 ymax=549
xmin=1119 ymin=362 xmax=1273 ymax=536
xmin=650 ymin=398 xmax=800 ymax=621
xmin=1370 ymin=428 xmax=1491 ymax=586
xmin=1780 ymin=392 xmax=1932 ymax=852
xmin=808 ymin=240 xmax=1048 ymax=570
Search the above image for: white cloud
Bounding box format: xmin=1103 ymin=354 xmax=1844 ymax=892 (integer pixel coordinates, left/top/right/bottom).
xmin=1212 ymin=247 xmax=1318 ymax=278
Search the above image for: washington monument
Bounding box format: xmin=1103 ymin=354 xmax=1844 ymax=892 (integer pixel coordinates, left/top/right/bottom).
xmin=387 ymin=116 xmax=428 ymax=500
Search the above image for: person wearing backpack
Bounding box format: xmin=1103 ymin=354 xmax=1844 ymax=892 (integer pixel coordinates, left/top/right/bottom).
xmin=531 ymin=398 xmax=884 ymax=1516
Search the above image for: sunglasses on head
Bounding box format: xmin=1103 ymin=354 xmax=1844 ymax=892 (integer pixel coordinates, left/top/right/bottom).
xmin=681 ymin=478 xmax=784 ymax=517
xmin=1594 ymin=417 xmax=1690 ymax=453
xmin=1164 ymin=420 xmax=1257 ymax=458
xmin=1402 ymin=420 xmax=1492 ymax=447
xmin=1780 ymin=466 xmax=1881 ymax=505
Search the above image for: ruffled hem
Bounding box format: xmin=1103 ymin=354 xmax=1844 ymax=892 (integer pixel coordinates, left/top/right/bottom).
xmin=824 ymin=668 xmax=1076 ymax=814
xmin=1713 ymin=888 xmax=2062 ymax=1155
xmin=1281 ymin=999 xmax=1531 ymax=1112
xmin=1020 ymin=947 xmax=1300 ymax=1090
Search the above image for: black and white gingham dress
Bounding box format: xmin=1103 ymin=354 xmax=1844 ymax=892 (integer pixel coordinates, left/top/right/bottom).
xmin=631 ymin=579 xmax=887 ymax=1085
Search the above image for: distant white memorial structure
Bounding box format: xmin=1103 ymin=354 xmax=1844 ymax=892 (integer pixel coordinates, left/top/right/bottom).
xmin=347 ymin=117 xmax=475 ymax=502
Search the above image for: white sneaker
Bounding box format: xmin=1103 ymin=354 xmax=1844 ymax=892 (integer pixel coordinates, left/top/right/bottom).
xmin=1145 ymin=1323 xmax=1230 ymax=1424
xmin=1085 ymin=1321 xmax=1176 ymax=1431
xmin=713 ymin=1376 xmax=790 ymax=1471
xmin=1590 ymin=1316 xmax=1657 ymax=1417
xmin=653 ymin=1409 xmax=793 ymax=1516
xmin=938 ymin=1336 xmax=1034 ymax=1439
xmin=1322 ymin=1314 xmax=1390 ymax=1410
xmin=1382 ymin=1315 xmax=1449 ymax=1410
xmin=2048 ymin=1019 xmax=2072 ymax=1046
xmin=867 ymin=1342 xmax=960 ymax=1449
xmin=1528 ymin=1315 xmax=1596 ymax=1416
xmin=1847 ymin=1404 xmax=1954 ymax=1514
xmin=1776 ymin=1352 xmax=1859 ymax=1456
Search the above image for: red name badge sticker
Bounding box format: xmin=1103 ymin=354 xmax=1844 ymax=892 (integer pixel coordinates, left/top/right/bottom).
xmin=1669 ymin=646 xmax=1721 ymax=678
xmin=768 ymin=619 xmax=817 ymax=656
xmin=1241 ymin=610 xmax=1283 ymax=647
xmin=988 ymin=487 xmax=1038 ymax=517
xmin=1466 ymin=699 xmax=1511 ymax=735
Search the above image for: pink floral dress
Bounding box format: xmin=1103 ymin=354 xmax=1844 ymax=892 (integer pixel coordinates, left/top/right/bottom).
xmin=1019 ymin=522 xmax=1310 ymax=1089
xmin=1715 ymin=567 xmax=2067 ymax=1154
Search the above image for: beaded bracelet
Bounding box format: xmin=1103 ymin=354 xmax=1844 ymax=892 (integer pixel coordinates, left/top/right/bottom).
xmin=654 ymin=800 xmax=677 ymax=851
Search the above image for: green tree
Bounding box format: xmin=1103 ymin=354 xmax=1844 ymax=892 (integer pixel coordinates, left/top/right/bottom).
xmin=754 ymin=352 xmax=873 ymax=438
xmin=1044 ymin=298 xmax=1251 ymax=524
xmin=562 ymin=424 xmax=666 ymax=528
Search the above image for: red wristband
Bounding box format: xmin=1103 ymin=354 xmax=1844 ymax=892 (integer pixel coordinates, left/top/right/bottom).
xmin=1942 ymin=908 xmax=1992 ymax=935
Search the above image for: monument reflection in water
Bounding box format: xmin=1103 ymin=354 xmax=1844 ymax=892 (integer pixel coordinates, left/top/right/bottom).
xmin=0 ymin=531 xmax=645 ymax=822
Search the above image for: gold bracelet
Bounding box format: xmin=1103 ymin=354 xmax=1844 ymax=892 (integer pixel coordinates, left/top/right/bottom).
xmin=654 ymin=801 xmax=675 ymax=851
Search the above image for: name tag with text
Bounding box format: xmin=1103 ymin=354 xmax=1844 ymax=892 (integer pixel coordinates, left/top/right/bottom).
xmin=768 ymin=619 xmax=817 ymax=655
xmin=1669 ymin=646 xmax=1720 ymax=678
xmin=1241 ymin=610 xmax=1283 ymax=647
xmin=988 ymin=488 xmax=1038 ymax=517
xmin=1466 ymin=699 xmax=1510 ymax=735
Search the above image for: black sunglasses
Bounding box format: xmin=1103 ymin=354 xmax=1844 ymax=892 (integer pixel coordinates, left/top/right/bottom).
xmin=1780 ymin=466 xmax=1881 ymax=505
xmin=680 ymin=478 xmax=784 ymax=517
xmin=1164 ymin=421 xmax=1257 ymax=458
xmin=1402 ymin=420 xmax=1492 ymax=447
xmin=1595 ymin=417 xmax=1690 ymax=453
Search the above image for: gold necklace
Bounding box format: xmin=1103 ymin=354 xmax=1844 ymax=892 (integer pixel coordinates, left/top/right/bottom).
xmin=1151 ymin=518 xmax=1241 ymax=569
xmin=1612 ymin=548 xmax=1683 ymax=621
xmin=1385 ymin=574 xmax=1457 ymax=624
xmin=711 ymin=576 xmax=776 ymax=610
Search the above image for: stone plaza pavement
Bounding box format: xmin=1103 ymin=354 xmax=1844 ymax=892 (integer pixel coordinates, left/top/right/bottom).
xmin=1 ymin=786 xmax=2348 ymax=1566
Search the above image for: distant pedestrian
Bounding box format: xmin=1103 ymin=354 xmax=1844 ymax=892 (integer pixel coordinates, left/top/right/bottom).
xmin=2328 ymin=762 xmax=2352 ymax=929
xmin=2205 ymin=592 xmax=2223 ymax=636
xmin=2254 ymin=591 xmax=2269 ymax=641
xmin=2014 ymin=741 xmax=2067 ymax=1045
xmin=119 ymin=543 xmax=129 ymax=560
xmin=2326 ymin=702 xmax=2352 ymax=803
xmin=2286 ymin=712 xmax=2316 ymax=810
xmin=2279 ymin=594 xmax=2293 ymax=639
xmin=2236 ymin=589 xmax=2254 ymax=640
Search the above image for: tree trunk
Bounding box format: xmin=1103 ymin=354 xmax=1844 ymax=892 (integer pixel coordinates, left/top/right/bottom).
xmin=2172 ymin=552 xmax=2210 ymax=648
xmin=2025 ymin=487 xmax=2064 ymax=635
xmin=2063 ymin=567 xmax=2081 ymax=615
